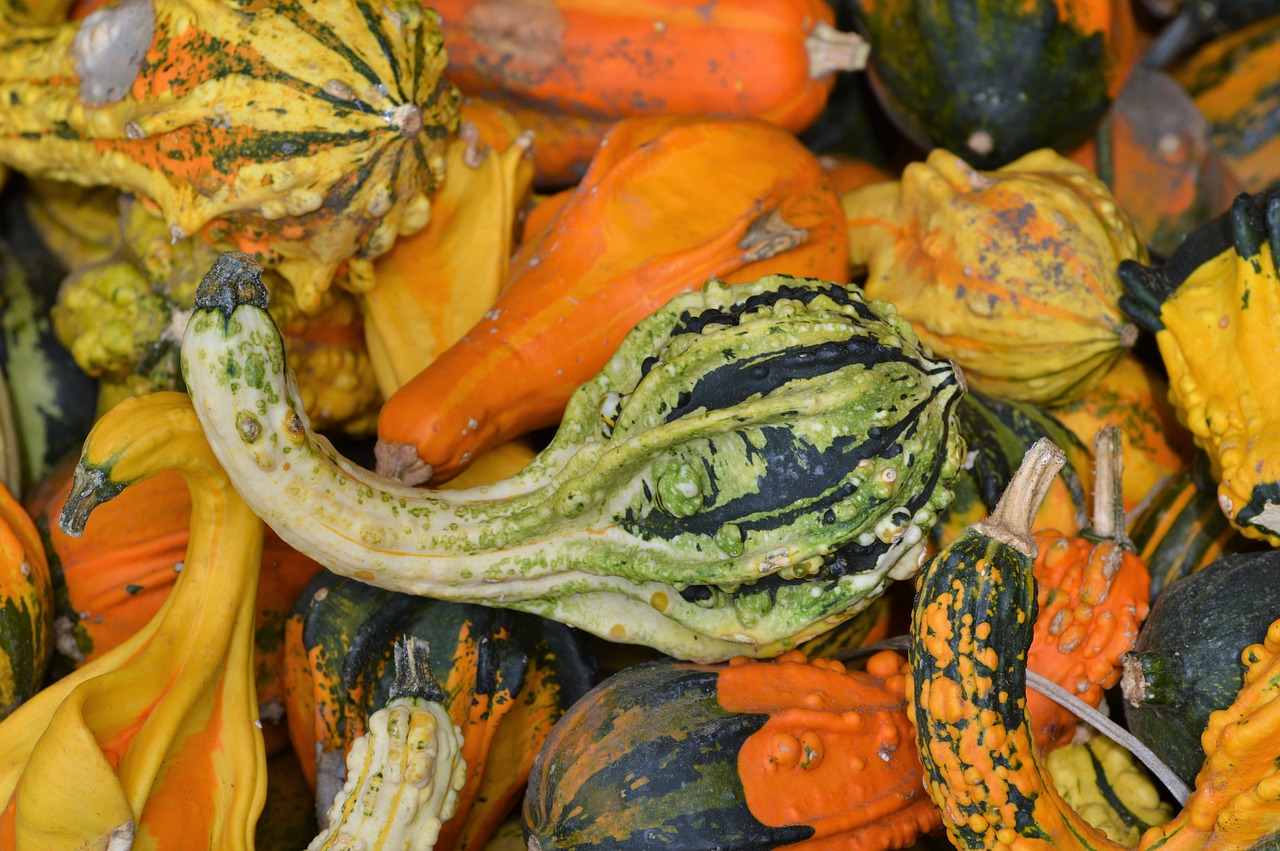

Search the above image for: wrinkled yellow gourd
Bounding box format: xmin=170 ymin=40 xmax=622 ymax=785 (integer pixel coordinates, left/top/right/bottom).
xmin=1047 ymin=737 xmax=1175 ymax=846
xmin=0 ymin=392 xmax=265 ymax=849
xmin=309 ymin=636 xmax=467 ymax=851
xmin=843 ymin=148 xmax=1145 ymax=404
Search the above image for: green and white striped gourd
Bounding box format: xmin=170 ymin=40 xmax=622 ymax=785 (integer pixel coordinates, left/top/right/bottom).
xmin=180 ymin=253 xmax=967 ymax=661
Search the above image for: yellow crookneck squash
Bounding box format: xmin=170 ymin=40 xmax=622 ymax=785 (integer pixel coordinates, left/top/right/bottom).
xmin=0 ymin=0 xmax=459 ymax=312
xmin=911 ymin=438 xmax=1280 ymax=850
xmin=0 ymin=392 xmax=266 ymax=849
xmin=1119 ymin=189 xmax=1280 ymax=546
xmin=843 ymin=147 xmax=1146 ymax=405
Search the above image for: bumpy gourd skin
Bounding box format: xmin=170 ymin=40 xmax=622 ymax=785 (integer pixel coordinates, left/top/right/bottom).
xmin=0 ymin=0 xmax=458 ymax=312
xmin=1120 ymin=190 xmax=1280 ymax=546
xmin=181 ymin=254 xmax=967 ymax=661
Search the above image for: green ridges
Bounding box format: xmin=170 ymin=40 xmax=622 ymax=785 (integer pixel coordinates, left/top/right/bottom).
xmin=182 ymin=255 xmax=967 ymax=660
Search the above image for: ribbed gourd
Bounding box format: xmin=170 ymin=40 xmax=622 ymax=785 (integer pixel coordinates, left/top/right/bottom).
xmin=1119 ymin=189 xmax=1280 ymax=545
xmin=308 ymin=636 xmax=467 ymax=851
xmin=181 ymin=253 xmax=967 ymax=661
xmin=0 ymin=0 xmax=459 ymax=312
xmin=843 ymin=148 xmax=1146 ymax=405
xmin=910 ymin=438 xmax=1280 ymax=850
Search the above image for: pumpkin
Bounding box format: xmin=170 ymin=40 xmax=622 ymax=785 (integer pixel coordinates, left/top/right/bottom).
xmin=284 ymin=570 xmax=597 ymax=851
xmin=843 ymin=148 xmax=1146 ymax=405
xmin=524 ymin=649 xmax=941 ymax=850
xmin=1128 ymin=453 xmax=1262 ymax=599
xmin=361 ymin=100 xmax=534 ymax=399
xmin=851 ymin=0 xmax=1138 ymax=166
xmin=1118 ymin=189 xmax=1280 ymax=545
xmin=0 ymin=476 xmax=51 ymax=720
xmin=911 ymin=437 xmax=1280 ymax=850
xmin=308 ymin=637 xmax=467 ymax=851
xmin=25 ymin=454 xmax=322 ymax=753
xmin=431 ymin=0 xmax=866 ymax=134
xmin=1049 ymin=351 xmax=1194 ymax=516
xmin=182 ymin=256 xmax=967 ymax=661
xmin=1120 ymin=550 xmax=1280 ymax=787
xmin=0 ymin=0 xmax=459 ymax=312
xmin=0 ymin=392 xmax=265 ymax=850
xmin=374 ymin=114 xmax=851 ymax=485
xmin=1026 ymin=426 xmax=1152 ymax=752
xmin=1066 ymin=68 xmax=1242 ymax=259
xmin=1174 ymin=14 xmax=1280 ymax=194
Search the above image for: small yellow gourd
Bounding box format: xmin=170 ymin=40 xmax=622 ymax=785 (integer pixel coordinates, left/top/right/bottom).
xmin=309 ymin=636 xmax=467 ymax=851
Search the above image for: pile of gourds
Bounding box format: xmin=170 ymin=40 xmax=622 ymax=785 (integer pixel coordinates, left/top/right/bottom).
xmin=0 ymin=0 xmax=1279 ymax=849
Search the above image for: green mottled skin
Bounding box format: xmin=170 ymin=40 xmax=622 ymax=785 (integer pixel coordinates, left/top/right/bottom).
xmin=184 ymin=268 xmax=967 ymax=660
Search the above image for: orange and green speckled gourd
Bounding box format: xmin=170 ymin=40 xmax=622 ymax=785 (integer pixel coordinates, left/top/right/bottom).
xmin=0 ymin=0 xmax=458 ymax=312
xmin=1120 ymin=189 xmax=1280 ymax=547
xmin=909 ymin=437 xmax=1280 ymax=850
xmin=842 ymin=148 xmax=1146 ymax=405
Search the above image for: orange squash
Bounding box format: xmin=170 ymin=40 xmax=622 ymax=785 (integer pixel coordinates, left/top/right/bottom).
xmin=1027 ymin=426 xmax=1152 ymax=751
xmin=0 ymin=482 xmax=51 ymax=719
xmin=25 ymin=459 xmax=322 ymax=753
xmin=474 ymin=97 xmax=617 ymax=188
xmin=431 ymin=0 xmax=866 ymax=134
xmin=375 ymin=115 xmax=850 ymax=484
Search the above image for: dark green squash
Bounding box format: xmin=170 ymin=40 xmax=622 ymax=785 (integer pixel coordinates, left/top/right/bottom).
xmin=283 ymin=570 xmax=597 ymax=851
xmin=1120 ymin=549 xmax=1280 ymax=787
xmin=850 ymin=0 xmax=1138 ymax=166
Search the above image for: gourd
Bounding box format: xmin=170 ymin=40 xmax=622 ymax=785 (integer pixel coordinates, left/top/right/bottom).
xmin=0 ymin=0 xmax=459 ymax=312
xmin=1120 ymin=550 xmax=1280 ymax=787
xmin=308 ymin=636 xmax=467 ymax=851
xmin=361 ymin=101 xmax=534 ymax=398
xmin=1119 ymin=189 xmax=1280 ymax=545
xmin=374 ymin=115 xmax=851 ymax=485
xmin=0 ymin=475 xmax=52 ymax=719
xmin=181 ymin=254 xmax=967 ymax=662
xmin=430 ymin=0 xmax=868 ymax=134
xmin=911 ymin=438 xmax=1280 ymax=850
xmin=523 ymin=649 xmax=942 ymax=850
xmin=1141 ymin=0 xmax=1280 ymax=69
xmin=1027 ymin=426 xmax=1152 ymax=751
xmin=284 ymin=571 xmax=596 ymax=850
xmin=1046 ymin=737 xmax=1174 ymax=846
xmin=1174 ymin=15 xmax=1280 ymax=194
xmin=843 ymin=148 xmax=1145 ymax=405
xmin=0 ymin=392 xmax=265 ymax=849
xmin=1049 ymin=351 xmax=1194 ymax=516
xmin=850 ymin=0 xmax=1138 ymax=167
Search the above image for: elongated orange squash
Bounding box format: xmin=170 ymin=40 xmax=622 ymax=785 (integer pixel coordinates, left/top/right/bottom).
xmin=375 ymin=115 xmax=850 ymax=484
xmin=432 ymin=0 xmax=866 ymax=134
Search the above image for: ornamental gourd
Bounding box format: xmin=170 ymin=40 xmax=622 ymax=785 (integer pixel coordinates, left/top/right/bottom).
xmin=524 ymin=649 xmax=941 ymax=850
xmin=0 ymin=479 xmax=51 ymax=720
xmin=0 ymin=0 xmax=459 ymax=312
xmin=1026 ymin=426 xmax=1152 ymax=752
xmin=1119 ymin=189 xmax=1280 ymax=545
xmin=375 ymin=115 xmax=851 ymax=485
xmin=910 ymin=438 xmax=1280 ymax=850
xmin=181 ymin=253 xmax=967 ymax=662
xmin=843 ymin=148 xmax=1146 ymax=405
xmin=0 ymin=393 xmax=266 ymax=850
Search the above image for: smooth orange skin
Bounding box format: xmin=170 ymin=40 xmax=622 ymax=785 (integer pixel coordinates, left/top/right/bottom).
xmin=378 ymin=115 xmax=849 ymax=482
xmin=433 ymin=0 xmax=839 ymax=133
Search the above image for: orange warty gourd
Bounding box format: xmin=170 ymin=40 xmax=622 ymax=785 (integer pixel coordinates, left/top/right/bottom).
xmin=375 ymin=115 xmax=850 ymax=484
xmin=0 ymin=482 xmax=51 ymax=720
xmin=1027 ymin=426 xmax=1152 ymax=751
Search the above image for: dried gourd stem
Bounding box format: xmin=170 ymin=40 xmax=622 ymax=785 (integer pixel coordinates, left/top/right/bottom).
xmin=805 ymin=20 xmax=869 ymax=78
xmin=1089 ymin=424 xmax=1132 ymax=547
xmin=389 ymin=635 xmax=447 ymax=704
xmin=973 ymin=438 xmax=1067 ymax=557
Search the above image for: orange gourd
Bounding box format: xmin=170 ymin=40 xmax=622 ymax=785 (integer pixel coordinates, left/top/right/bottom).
xmin=375 ymin=115 xmax=850 ymax=484
xmin=1027 ymin=426 xmax=1152 ymax=751
xmin=431 ymin=0 xmax=866 ymax=134
xmin=0 ymin=482 xmax=51 ymax=719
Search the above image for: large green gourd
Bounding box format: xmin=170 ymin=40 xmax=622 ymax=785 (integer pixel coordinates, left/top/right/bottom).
xmin=181 ymin=254 xmax=967 ymax=661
